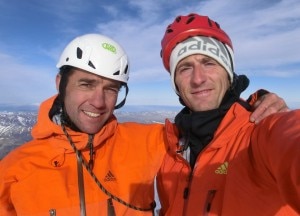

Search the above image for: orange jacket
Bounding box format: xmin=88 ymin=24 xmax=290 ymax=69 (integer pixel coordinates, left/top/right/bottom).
xmin=157 ymin=103 xmax=300 ymax=216
xmin=0 ymin=95 xmax=166 ymax=216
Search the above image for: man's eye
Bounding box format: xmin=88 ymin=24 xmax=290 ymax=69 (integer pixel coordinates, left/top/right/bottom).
xmin=205 ymin=60 xmax=217 ymax=66
xmin=78 ymin=82 xmax=95 ymax=90
xmin=105 ymin=87 xmax=119 ymax=94
xmin=177 ymin=66 xmax=191 ymax=74
xmin=80 ymin=83 xmax=91 ymax=87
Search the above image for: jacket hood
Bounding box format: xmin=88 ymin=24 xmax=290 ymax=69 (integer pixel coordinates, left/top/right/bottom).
xmin=31 ymin=95 xmax=118 ymax=153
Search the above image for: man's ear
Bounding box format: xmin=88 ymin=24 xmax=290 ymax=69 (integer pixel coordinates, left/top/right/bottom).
xmin=55 ymin=74 xmax=61 ymax=92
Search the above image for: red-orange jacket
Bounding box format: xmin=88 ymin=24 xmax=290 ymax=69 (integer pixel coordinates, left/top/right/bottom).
xmin=0 ymin=95 xmax=166 ymax=216
xmin=157 ymin=103 xmax=300 ymax=216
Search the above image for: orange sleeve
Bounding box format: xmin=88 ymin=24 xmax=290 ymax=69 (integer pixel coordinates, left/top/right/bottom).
xmin=252 ymin=110 xmax=300 ymax=212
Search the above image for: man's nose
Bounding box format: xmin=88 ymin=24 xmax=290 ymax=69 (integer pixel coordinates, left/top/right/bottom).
xmin=89 ymin=88 xmax=106 ymax=108
xmin=191 ymin=65 xmax=207 ymax=85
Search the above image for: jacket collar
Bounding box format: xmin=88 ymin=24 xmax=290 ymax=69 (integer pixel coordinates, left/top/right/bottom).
xmin=32 ymin=95 xmax=117 ymax=152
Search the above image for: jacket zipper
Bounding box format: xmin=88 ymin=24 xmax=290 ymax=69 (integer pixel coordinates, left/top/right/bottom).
xmin=182 ymin=170 xmax=193 ymax=216
xmin=203 ymin=190 xmax=216 ymax=216
xmin=107 ymin=198 xmax=116 ymax=216
xmin=88 ymin=134 xmax=95 ymax=170
xmin=181 ymin=152 xmax=217 ymax=216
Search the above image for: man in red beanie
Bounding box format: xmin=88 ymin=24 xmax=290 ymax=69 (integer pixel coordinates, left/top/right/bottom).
xmin=157 ymin=13 xmax=300 ymax=215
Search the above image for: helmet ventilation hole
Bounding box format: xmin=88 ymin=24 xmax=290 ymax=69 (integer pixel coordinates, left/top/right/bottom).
xmin=76 ymin=47 xmax=83 ymax=59
xmin=88 ymin=61 xmax=95 ymax=69
xmin=186 ymin=16 xmax=195 ymax=24
xmin=113 ymin=70 xmax=120 ymax=75
xmin=124 ymin=65 xmax=128 ymax=74
xmin=207 ymin=18 xmax=212 ymax=27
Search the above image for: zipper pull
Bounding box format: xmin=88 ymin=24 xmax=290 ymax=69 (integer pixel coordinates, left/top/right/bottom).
xmin=49 ymin=209 xmax=56 ymax=216
xmin=183 ymin=187 xmax=189 ymax=199
xmin=205 ymin=190 xmax=216 ymax=213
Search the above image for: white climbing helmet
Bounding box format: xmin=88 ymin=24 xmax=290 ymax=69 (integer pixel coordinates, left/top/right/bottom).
xmin=56 ymin=33 xmax=129 ymax=83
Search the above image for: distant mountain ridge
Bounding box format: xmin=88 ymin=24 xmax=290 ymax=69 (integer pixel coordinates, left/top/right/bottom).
xmin=0 ymin=111 xmax=36 ymax=159
xmin=0 ymin=105 xmax=180 ymax=159
xmin=0 ymin=104 xmax=183 ymax=112
xmin=0 ymin=104 xmax=39 ymax=112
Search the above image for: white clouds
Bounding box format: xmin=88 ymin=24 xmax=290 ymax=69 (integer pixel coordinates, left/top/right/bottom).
xmin=240 ymin=67 xmax=300 ymax=78
xmin=193 ymin=0 xmax=300 ymax=78
xmin=94 ymin=0 xmax=300 ymax=82
xmin=95 ymin=15 xmax=166 ymax=82
xmin=126 ymin=0 xmax=162 ymax=16
xmin=0 ymin=0 xmax=299 ymax=106
xmin=34 ymin=0 xmax=90 ymax=21
xmin=0 ymin=52 xmax=56 ymax=105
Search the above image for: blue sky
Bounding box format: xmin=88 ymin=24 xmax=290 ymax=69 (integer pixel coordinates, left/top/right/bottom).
xmin=0 ymin=0 xmax=299 ymax=108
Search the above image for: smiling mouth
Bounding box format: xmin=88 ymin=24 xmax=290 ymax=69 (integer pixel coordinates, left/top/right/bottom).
xmin=192 ymin=89 xmax=211 ymax=95
xmin=83 ymin=111 xmax=100 ymax=118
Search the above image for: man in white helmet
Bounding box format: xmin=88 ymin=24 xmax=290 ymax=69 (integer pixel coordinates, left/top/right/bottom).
xmin=0 ymin=33 xmax=289 ymax=216
xmin=0 ymin=34 xmax=166 ymax=216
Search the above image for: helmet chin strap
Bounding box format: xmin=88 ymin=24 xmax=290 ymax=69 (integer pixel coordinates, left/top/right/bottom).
xmin=114 ymin=84 xmax=129 ymax=109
